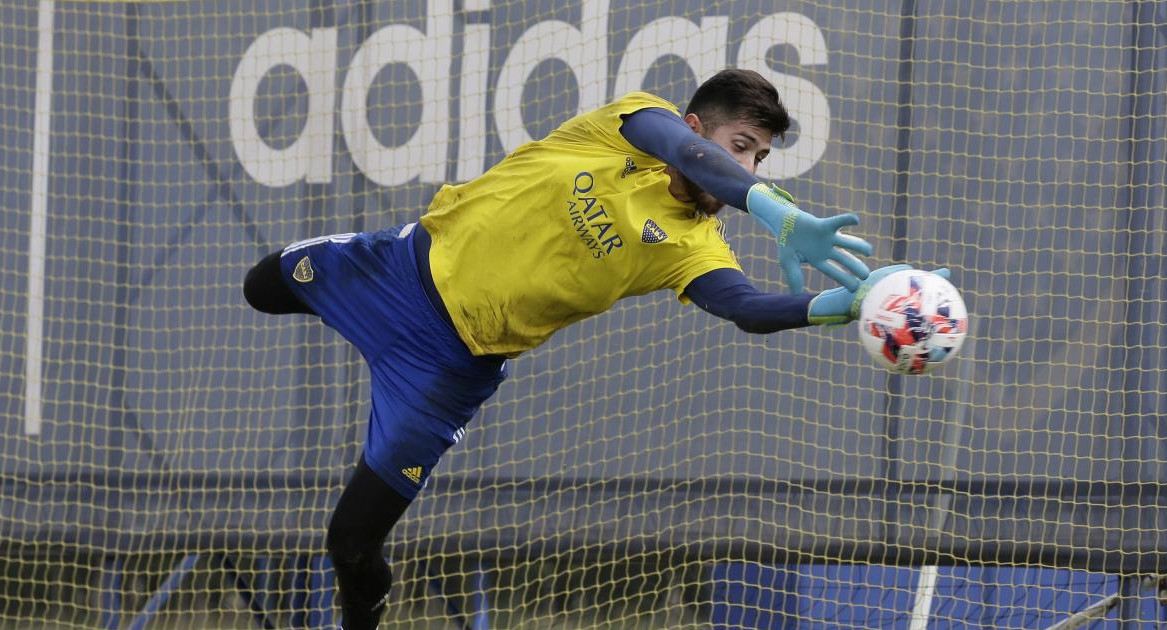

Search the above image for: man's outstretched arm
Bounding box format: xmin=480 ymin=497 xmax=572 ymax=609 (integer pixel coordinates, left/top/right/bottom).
xmin=620 ymin=107 xmax=758 ymax=209
xmin=686 ymin=265 xmax=954 ymax=333
xmin=620 ymin=107 xmax=873 ymax=293
xmin=684 ymin=268 xmax=813 ymax=333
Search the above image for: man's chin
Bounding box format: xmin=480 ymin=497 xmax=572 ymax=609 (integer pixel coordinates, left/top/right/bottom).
xmin=671 ymin=169 xmax=726 ymax=216
xmin=696 ymin=195 xmax=725 ymax=216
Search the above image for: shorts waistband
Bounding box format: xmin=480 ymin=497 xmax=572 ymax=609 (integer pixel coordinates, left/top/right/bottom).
xmin=409 ymin=222 xmax=458 ymax=335
xmin=409 ymin=223 xmax=507 ymax=363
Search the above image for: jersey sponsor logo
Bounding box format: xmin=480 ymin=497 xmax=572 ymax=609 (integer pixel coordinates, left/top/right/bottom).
xmin=641 ymin=219 xmax=668 ymax=244
xmin=566 ymin=171 xmax=624 ymax=259
xmin=620 ymin=157 xmax=638 ymax=179
xmin=292 ymin=256 xmax=315 ymax=283
xmin=401 ymin=466 xmax=424 ymax=484
xmin=452 ymin=427 xmax=465 ymax=444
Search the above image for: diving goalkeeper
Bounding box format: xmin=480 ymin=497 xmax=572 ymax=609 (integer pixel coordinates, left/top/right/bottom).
xmin=243 ymin=68 xmax=924 ymax=630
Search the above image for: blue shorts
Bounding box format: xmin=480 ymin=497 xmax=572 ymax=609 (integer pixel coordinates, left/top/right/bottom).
xmin=279 ymin=224 xmax=507 ymax=500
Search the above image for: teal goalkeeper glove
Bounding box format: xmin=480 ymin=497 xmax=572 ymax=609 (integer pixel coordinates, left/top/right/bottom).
xmin=745 ymin=183 xmax=873 ymax=294
xmin=807 ymin=265 xmax=951 ymax=326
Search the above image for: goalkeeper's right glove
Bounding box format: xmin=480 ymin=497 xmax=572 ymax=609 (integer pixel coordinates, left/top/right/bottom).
xmin=745 ymin=183 xmax=873 ymax=294
xmin=807 ymin=265 xmax=952 ymax=326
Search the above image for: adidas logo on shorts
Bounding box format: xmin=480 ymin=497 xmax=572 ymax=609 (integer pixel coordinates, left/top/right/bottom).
xmin=401 ymin=466 xmax=423 ymax=484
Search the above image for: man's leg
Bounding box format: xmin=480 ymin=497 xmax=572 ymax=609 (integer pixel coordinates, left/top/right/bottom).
xmin=326 ymin=455 xmax=411 ymax=630
xmin=243 ymin=251 xmax=317 ymax=315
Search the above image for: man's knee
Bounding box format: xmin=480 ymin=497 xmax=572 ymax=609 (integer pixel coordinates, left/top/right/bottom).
xmin=327 ymin=511 xmax=394 ymax=629
xmin=325 ymin=517 xmax=382 ymax=568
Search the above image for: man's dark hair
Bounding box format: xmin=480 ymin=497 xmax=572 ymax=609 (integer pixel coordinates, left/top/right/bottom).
xmin=685 ymin=68 xmax=790 ymax=139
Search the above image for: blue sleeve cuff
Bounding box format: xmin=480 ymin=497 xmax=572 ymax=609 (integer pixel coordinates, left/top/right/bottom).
xmin=684 ymin=268 xmax=813 ymax=333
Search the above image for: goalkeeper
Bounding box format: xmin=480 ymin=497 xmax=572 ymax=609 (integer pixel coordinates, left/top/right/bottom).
xmin=243 ymin=68 xmax=926 ymax=630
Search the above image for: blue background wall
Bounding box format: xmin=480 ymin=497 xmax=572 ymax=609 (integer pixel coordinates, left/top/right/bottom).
xmin=1 ymin=0 xmax=1165 ymax=571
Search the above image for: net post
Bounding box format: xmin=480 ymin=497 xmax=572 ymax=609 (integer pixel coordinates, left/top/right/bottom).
xmin=218 ymin=555 xmax=279 ymax=630
xmin=471 ymin=558 xmax=491 ymax=630
xmin=125 ymin=554 xmax=201 ymax=630
xmin=99 ymin=555 xmax=123 ymax=630
xmin=303 ymin=554 xmax=336 ymax=629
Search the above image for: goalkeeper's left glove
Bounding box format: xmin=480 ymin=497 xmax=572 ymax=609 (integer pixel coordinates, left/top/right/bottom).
xmin=807 ymin=265 xmax=952 ymax=326
xmin=745 ymin=183 xmax=873 ymax=294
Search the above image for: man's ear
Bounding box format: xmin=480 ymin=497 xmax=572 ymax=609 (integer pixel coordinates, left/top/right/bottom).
xmin=683 ymin=112 xmax=704 ymax=135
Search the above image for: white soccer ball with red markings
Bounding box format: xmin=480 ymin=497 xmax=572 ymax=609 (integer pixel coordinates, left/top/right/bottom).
xmin=857 ymin=269 xmax=968 ymax=375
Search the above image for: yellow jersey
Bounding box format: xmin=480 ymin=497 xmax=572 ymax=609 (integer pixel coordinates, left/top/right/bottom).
xmin=420 ymin=92 xmax=742 ymax=356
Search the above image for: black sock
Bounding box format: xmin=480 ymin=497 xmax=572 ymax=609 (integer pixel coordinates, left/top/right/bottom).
xmin=327 ymin=456 xmax=411 ymax=630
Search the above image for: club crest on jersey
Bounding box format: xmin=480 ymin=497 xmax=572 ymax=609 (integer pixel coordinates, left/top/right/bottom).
xmin=292 ymin=256 xmax=314 ymax=283
xmin=641 ymin=219 xmax=668 ymax=244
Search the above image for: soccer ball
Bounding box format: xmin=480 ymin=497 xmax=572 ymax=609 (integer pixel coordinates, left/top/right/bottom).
xmin=857 ymin=269 xmax=968 ymax=375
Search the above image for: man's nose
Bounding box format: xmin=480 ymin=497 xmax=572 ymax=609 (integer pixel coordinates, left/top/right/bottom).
xmin=740 ymin=155 xmax=757 ymax=175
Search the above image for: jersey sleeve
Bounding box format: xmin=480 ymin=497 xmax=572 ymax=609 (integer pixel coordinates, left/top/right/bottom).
xmin=685 ymin=268 xmax=813 ymax=332
xmin=659 ymin=220 xmax=743 ymax=304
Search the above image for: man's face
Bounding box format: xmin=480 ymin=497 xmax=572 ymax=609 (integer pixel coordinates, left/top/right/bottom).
xmin=705 ymin=117 xmax=772 ymax=176
xmin=671 ymin=113 xmax=772 ymax=216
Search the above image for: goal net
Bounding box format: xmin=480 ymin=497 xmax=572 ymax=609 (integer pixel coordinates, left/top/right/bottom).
xmin=1 ymin=1 xmax=1164 ymax=628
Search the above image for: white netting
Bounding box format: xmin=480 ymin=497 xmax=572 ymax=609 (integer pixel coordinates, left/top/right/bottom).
xmin=1 ymin=1 xmax=1164 ymax=628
